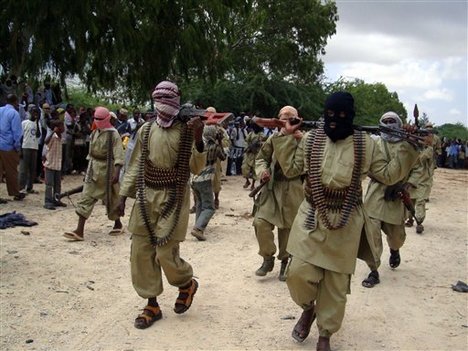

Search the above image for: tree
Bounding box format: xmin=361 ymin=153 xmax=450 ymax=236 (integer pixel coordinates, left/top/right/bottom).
xmin=436 ymin=123 xmax=468 ymax=141
xmin=0 ymin=0 xmax=338 ymax=104
xmin=324 ymin=78 xmax=407 ymax=125
xmin=180 ymin=75 xmax=326 ymax=119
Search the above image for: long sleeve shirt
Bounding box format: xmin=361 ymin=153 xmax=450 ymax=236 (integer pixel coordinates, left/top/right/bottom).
xmin=0 ymin=104 xmax=23 ymax=151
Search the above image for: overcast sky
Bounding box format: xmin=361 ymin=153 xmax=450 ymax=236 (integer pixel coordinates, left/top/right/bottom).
xmin=321 ymin=0 xmax=467 ymax=126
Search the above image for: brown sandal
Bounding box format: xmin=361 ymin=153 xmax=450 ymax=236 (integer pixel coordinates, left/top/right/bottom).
xmin=174 ymin=279 xmax=198 ymax=314
xmin=134 ymin=305 xmax=162 ymax=329
xmin=292 ymin=307 xmax=316 ymax=342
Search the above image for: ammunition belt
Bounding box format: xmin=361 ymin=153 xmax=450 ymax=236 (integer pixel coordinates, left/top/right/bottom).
xmin=304 ymin=184 xmax=362 ymax=212
xmin=136 ymin=121 xmax=193 ymax=247
xmin=144 ymin=161 xmax=178 ymax=189
xmin=304 ymin=129 xmax=365 ymax=230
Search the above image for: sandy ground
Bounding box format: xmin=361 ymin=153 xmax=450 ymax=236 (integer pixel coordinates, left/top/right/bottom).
xmin=0 ymin=168 xmax=467 ymax=351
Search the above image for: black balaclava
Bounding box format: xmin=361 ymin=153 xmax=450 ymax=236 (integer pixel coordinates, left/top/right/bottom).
xmin=323 ymin=92 xmax=355 ymax=142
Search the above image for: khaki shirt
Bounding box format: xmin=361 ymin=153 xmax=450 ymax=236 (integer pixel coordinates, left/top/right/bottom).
xmin=407 ymin=146 xmax=432 ymax=199
xmin=120 ymin=122 xmax=206 ymax=241
xmin=272 ymin=131 xmax=418 ymax=274
xmin=254 ymin=134 xmax=303 ymax=229
xmin=86 ymin=128 xmax=124 ymax=183
xmin=364 ymin=138 xmax=416 ymax=225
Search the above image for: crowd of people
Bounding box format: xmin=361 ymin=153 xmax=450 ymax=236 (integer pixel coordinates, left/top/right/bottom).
xmin=439 ymin=138 xmax=467 ymax=169
xmin=0 ymin=76 xmax=461 ymax=351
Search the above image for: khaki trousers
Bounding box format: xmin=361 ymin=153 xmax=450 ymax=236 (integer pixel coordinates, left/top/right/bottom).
xmin=131 ymin=235 xmax=193 ymax=298
xmin=366 ymin=217 xmax=406 ymax=271
xmin=75 ymin=181 xmax=120 ymax=220
xmin=212 ymin=160 xmax=222 ymax=194
xmin=287 ymin=257 xmax=350 ymax=338
xmin=253 ymin=218 xmax=289 ymax=260
xmin=412 ymin=198 xmax=426 ymax=223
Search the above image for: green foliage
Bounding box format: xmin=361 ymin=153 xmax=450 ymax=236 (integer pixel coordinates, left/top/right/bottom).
xmin=436 ymin=123 xmax=468 ymax=141
xmin=325 ymin=78 xmax=407 ymax=125
xmin=180 ymin=74 xmax=326 ymax=119
xmin=0 ymin=0 xmax=337 ymax=104
xmin=67 ymin=88 xmax=121 ymax=111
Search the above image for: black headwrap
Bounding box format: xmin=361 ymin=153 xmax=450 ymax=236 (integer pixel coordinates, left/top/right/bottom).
xmin=323 ymin=92 xmax=355 ymax=142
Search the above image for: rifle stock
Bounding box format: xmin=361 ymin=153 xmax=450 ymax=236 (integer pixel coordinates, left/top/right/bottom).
xmin=55 ymin=185 xmax=84 ymax=201
xmin=397 ymin=188 xmax=421 ymax=225
xmin=248 ymin=181 xmax=268 ymax=198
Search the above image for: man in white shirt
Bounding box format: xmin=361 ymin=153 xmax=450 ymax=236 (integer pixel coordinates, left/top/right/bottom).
xmin=19 ymin=105 xmax=42 ymax=193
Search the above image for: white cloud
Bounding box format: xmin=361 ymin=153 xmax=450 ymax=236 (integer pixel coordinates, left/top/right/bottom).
xmin=422 ymin=88 xmax=454 ymax=102
xmin=321 ymin=1 xmax=468 ymax=127
xmin=332 ymin=59 xmax=444 ymax=90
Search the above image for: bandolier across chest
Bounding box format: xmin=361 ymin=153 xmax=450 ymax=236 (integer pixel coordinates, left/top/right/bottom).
xmin=303 ymin=129 xmax=365 ymax=230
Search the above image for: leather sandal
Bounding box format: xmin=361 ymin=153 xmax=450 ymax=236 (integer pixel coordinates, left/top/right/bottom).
xmin=389 ymin=249 xmax=401 ymax=268
xmin=134 ymin=305 xmax=162 ymax=329
xmin=292 ymin=307 xmax=316 ymax=342
xmin=174 ymin=279 xmax=198 ymax=314
xmin=362 ymin=270 xmax=380 ymax=288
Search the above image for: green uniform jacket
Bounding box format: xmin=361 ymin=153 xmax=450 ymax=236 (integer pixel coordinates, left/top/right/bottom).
xmin=120 ymin=122 xmax=206 ymax=241
xmin=272 ymin=132 xmax=418 ymax=274
xmin=254 ymin=134 xmax=304 ymax=229
xmin=364 ymin=138 xmax=416 ymax=225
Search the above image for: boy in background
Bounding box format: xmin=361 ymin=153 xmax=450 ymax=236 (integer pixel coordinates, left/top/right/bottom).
xmin=43 ymin=120 xmax=66 ymax=210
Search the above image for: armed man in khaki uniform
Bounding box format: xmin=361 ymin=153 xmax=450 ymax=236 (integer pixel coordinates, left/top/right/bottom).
xmin=207 ymin=107 xmax=230 ymax=209
xmin=271 ymin=93 xmax=421 ymax=351
xmin=63 ymin=106 xmax=124 ymax=241
xmin=422 ymin=122 xmax=441 ymax=201
xmin=119 ymin=81 xmax=206 ymax=330
xmin=242 ymin=123 xmax=264 ymax=191
xmin=253 ymin=106 xmax=304 ymax=281
xmin=405 ymin=145 xmax=433 ymax=234
xmin=361 ymin=112 xmax=418 ymax=288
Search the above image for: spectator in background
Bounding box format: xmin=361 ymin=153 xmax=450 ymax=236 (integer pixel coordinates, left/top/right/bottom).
xmin=0 ymin=94 xmax=25 ymax=200
xmin=457 ymin=140 xmax=465 ymax=169
xmin=226 ymin=116 xmax=247 ymax=176
xmin=44 ymin=82 xmax=56 ymax=106
xmin=127 ymin=108 xmax=144 ymax=134
xmin=115 ymin=108 xmax=130 ymax=135
xmin=447 ymin=140 xmax=459 ymax=169
xmin=63 ymin=104 xmax=76 ymax=174
xmin=72 ymin=112 xmax=92 ymax=174
xmin=36 ymin=103 xmax=53 ymax=182
xmin=43 ymin=120 xmax=66 ymax=210
xmin=24 ymin=82 xmax=34 ymax=104
xmin=19 ymin=105 xmax=42 ymax=194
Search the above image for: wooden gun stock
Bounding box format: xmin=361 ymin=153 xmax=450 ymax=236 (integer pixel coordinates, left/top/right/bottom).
xmin=248 ymin=181 xmax=268 ymax=198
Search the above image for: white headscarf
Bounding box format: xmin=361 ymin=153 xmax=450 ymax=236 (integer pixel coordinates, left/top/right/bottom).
xmin=380 ymin=111 xmax=402 ymax=143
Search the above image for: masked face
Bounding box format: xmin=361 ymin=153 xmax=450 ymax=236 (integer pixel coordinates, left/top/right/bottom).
xmin=94 ymin=117 xmax=111 ymax=129
xmin=323 ymin=92 xmax=355 ymax=142
xmin=93 ymin=106 xmax=113 ymax=130
xmin=379 ymin=112 xmax=402 ymax=142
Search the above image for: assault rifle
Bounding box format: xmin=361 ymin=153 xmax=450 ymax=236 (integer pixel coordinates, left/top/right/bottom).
xmin=397 ymin=187 xmax=422 ymax=226
xmin=251 ymin=117 xmax=435 ymax=148
xmin=383 ymin=182 xmax=421 ymax=226
xmin=178 ymin=103 xmax=234 ymax=126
